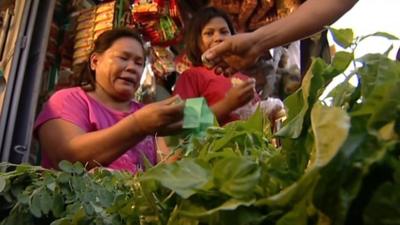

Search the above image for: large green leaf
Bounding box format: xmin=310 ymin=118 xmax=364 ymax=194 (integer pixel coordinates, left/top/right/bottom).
xmin=352 ymin=55 xmax=400 ymax=131
xmin=308 ymin=104 xmax=350 ymax=169
xmin=277 ymin=58 xmax=329 ymax=138
xmin=356 ymin=54 xmax=400 ymax=99
xmin=311 ymin=116 xmax=366 ymax=224
xmin=141 ymin=159 xmax=211 ymax=198
xmin=213 ymin=157 xmax=260 ymax=199
xmin=256 ymin=169 xmax=319 ymax=208
xmin=313 ymin=115 xmax=395 ymax=225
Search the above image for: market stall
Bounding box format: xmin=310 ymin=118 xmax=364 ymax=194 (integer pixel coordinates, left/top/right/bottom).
xmin=0 ymin=0 xmax=399 ymax=224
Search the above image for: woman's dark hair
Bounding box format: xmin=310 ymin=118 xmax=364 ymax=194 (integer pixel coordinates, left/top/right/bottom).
xmin=185 ymin=7 xmax=236 ymax=66
xmin=75 ymin=28 xmax=146 ymax=91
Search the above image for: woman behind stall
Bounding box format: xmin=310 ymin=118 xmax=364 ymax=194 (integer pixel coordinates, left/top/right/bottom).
xmin=173 ymin=7 xmax=256 ymax=125
xmin=34 ymin=28 xmax=184 ymax=173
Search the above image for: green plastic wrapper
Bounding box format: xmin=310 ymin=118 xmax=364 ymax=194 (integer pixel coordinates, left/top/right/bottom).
xmin=183 ymin=97 xmax=214 ymax=136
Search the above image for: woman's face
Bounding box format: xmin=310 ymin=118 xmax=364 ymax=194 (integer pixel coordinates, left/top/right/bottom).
xmin=199 ymin=17 xmax=231 ymax=54
xmin=91 ymin=37 xmax=145 ymax=101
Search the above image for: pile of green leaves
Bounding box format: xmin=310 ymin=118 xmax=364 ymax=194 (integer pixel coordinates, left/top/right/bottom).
xmin=1 ymin=28 xmax=399 ymax=225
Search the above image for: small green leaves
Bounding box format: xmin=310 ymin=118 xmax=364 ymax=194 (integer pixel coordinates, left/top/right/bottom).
xmin=52 ymin=193 xmax=65 ymax=218
xmin=58 ymin=160 xmax=74 ymax=173
xmin=329 ymin=27 xmax=354 ymax=48
xmin=30 ymin=192 xmax=42 ymax=218
xmin=360 ymin=31 xmax=399 ymax=42
xmin=58 ymin=160 xmax=85 ymax=175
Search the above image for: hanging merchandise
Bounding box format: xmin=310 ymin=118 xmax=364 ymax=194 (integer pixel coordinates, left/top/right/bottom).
xmin=150 ymin=46 xmax=175 ymax=78
xmin=132 ymin=0 xmax=162 ymax=22
xmin=132 ymin=0 xmax=183 ymax=46
xmin=168 ymin=0 xmax=180 ymax=24
xmin=142 ymin=15 xmax=181 ymax=46
xmin=210 ymin=0 xmax=302 ymax=32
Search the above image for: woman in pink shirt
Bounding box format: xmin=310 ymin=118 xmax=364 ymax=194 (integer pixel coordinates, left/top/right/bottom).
xmin=35 ymin=28 xmax=184 ymax=173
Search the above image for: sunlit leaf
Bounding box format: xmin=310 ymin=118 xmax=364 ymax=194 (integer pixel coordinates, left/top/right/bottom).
xmin=308 ymin=104 xmax=350 ymax=169
xmin=329 ymin=27 xmax=354 ymax=48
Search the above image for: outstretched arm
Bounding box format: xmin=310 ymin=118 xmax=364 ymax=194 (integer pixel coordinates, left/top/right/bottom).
xmin=253 ymin=0 xmax=358 ymax=51
xmin=203 ymin=0 xmax=358 ymax=73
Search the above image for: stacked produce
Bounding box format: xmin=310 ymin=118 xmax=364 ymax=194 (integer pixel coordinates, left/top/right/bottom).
xmin=0 ymin=28 xmax=399 ymax=225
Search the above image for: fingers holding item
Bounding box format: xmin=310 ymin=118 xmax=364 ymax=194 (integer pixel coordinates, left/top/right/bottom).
xmin=203 ymin=38 xmax=232 ymax=63
xmin=160 ymin=95 xmax=184 ymax=106
xmin=201 ymin=53 xmax=218 ymax=69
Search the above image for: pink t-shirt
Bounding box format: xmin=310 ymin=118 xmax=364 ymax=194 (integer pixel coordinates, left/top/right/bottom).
xmin=34 ymin=87 xmax=156 ymax=173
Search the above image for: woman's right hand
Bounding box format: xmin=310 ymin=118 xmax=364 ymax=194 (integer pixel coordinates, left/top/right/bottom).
xmin=224 ymin=79 xmax=255 ymax=111
xmin=132 ymin=95 xmax=184 ymax=136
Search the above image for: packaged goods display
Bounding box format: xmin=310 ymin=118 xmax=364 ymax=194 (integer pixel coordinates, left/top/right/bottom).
xmin=73 ymin=1 xmax=116 ymax=66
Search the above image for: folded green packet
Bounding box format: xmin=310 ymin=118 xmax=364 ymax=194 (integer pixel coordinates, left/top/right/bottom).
xmin=183 ymin=97 xmax=215 ymax=136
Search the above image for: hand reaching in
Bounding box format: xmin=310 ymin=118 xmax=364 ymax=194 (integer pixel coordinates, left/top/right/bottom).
xmin=202 ymin=32 xmax=262 ymax=76
xmin=132 ymin=95 xmax=184 ymax=136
